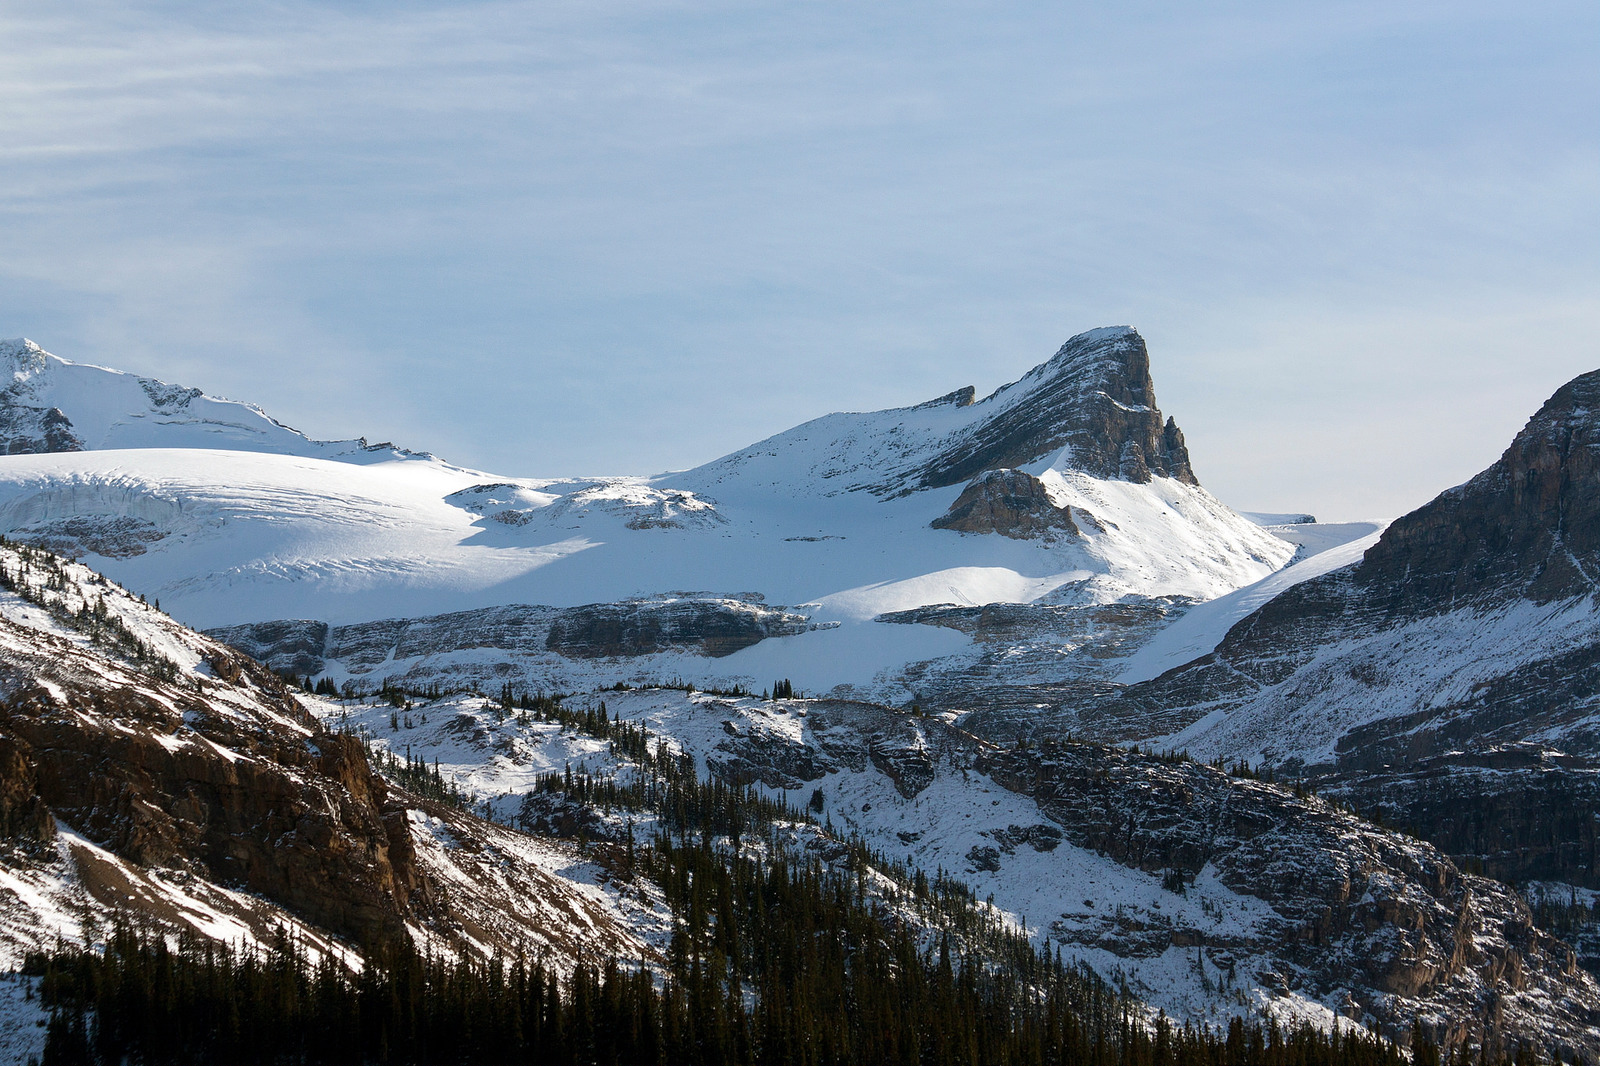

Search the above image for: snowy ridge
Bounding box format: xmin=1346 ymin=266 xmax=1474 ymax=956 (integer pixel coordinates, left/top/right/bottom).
xmin=0 ymin=338 xmax=429 ymax=463
xmin=314 ymin=684 xmax=1600 ymax=1054
xmin=1118 ymin=523 xmax=1385 ymax=685
xmin=0 ymin=328 xmax=1295 ymax=694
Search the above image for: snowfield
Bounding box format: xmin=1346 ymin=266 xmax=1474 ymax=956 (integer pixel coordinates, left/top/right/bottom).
xmin=0 ymin=446 xmax=1293 ymax=631
xmin=0 ymin=332 xmax=1327 ymax=707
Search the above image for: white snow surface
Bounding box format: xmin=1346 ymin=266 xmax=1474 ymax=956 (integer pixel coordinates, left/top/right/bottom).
xmin=1117 ymin=524 xmax=1385 ymax=684
xmin=1159 ymin=594 xmax=1600 ymax=767
xmin=0 ymin=444 xmax=1293 ymax=637
xmin=0 ymin=338 xmax=423 ymax=462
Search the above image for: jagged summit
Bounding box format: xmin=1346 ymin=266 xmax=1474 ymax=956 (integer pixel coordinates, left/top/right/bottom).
xmin=911 ymin=326 xmax=1196 ymax=490
xmin=1353 ymin=367 xmax=1600 ymax=608
xmin=0 ymin=337 xmax=430 ymax=463
xmin=677 ymin=326 xmax=1198 ymax=498
xmin=0 ymin=337 xmax=49 ymax=375
xmin=1067 ymin=367 xmax=1600 ymax=890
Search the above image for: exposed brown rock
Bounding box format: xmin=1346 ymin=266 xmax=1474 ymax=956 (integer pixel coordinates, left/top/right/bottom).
xmin=0 ymin=621 xmax=424 ymax=947
xmin=0 ymin=732 xmax=54 ymax=842
xmin=931 ymin=468 xmax=1079 ymax=539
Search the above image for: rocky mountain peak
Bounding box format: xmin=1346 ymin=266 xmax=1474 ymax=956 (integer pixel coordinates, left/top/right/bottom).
xmin=0 ymin=338 xmax=50 ymax=382
xmin=1355 ymin=367 xmax=1600 ymax=608
xmin=0 ymin=339 xmax=82 ymax=454
xmin=910 ymin=326 xmax=1198 ymax=491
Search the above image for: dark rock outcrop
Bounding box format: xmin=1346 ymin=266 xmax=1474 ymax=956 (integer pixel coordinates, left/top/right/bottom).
xmin=931 ymin=468 xmax=1080 ymax=539
xmin=1 ymin=621 xmax=424 ymax=947
xmin=911 ymin=328 xmax=1198 ymax=491
xmin=0 ymin=732 xmax=54 ymax=843
xmin=0 ymin=405 xmax=82 ymax=454
xmin=213 ymin=598 xmax=813 ymax=675
xmin=546 ymin=600 xmax=809 ymax=658
xmin=207 ymin=618 xmax=331 ymax=676
xmin=1064 ymin=368 xmax=1600 ymax=889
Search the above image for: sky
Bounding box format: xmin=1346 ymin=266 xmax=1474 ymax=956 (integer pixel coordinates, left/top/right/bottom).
xmin=0 ymin=0 xmax=1594 ymax=522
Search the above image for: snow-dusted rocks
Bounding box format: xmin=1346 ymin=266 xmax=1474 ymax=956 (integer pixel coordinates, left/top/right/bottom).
xmin=0 ymin=544 xmax=653 ymax=974
xmin=0 ymin=338 xmax=426 ymax=462
xmin=0 ymin=330 xmax=1293 ymax=707
xmin=1066 ymin=368 xmax=1600 ymax=889
xmin=980 ymin=741 xmax=1600 ymax=1054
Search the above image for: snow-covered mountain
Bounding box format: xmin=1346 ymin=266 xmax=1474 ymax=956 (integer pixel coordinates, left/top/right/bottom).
xmin=2 ymin=541 xmax=1595 ymax=1060
xmin=0 ymin=543 xmax=661 ymax=979
xmin=5 ymin=328 xmax=1600 ymax=1059
xmin=1058 ymin=368 xmax=1600 ymax=891
xmin=0 ymin=330 xmax=1300 ymax=705
xmin=0 ymin=338 xmax=426 ymax=462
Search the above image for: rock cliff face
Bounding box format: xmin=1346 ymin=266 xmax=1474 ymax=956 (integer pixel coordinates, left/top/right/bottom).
xmin=0 ymin=546 xmax=654 ymax=972
xmin=210 ymin=597 xmax=815 ymax=680
xmin=909 ymin=328 xmax=1198 ymax=491
xmin=0 ymin=595 xmax=423 ymax=946
xmin=1062 ymin=368 xmax=1600 ymax=888
xmin=1355 ymin=369 xmax=1600 ymax=607
xmin=545 ymin=599 xmax=810 ymax=658
xmin=931 ymin=468 xmax=1080 ymax=538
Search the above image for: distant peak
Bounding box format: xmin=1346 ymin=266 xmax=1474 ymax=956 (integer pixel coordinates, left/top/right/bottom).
xmin=0 ymin=338 xmax=51 ymax=379
xmin=1063 ymin=324 xmax=1139 ymax=346
xmin=912 ymin=325 xmax=1196 ymax=490
xmin=1033 ymin=326 xmax=1148 ymax=391
xmin=908 ymin=385 xmax=976 ymax=411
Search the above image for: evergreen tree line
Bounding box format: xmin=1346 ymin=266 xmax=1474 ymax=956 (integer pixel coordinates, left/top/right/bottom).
xmin=27 ymin=878 xmax=1463 ymax=1066
xmin=372 ymin=748 xmax=474 ymax=811
xmin=19 ymin=679 xmax=1505 ymax=1064
xmin=0 ymin=540 xmax=180 ymax=682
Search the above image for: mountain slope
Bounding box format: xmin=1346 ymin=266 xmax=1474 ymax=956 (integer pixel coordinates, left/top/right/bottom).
xmin=0 ymin=543 xmax=659 ymax=975
xmin=321 ymin=682 xmax=1600 ymax=1057
xmin=1071 ymin=368 xmax=1600 ymax=887
xmin=0 ymin=330 xmax=1294 ymax=708
xmin=0 ymin=338 xmax=424 ymax=463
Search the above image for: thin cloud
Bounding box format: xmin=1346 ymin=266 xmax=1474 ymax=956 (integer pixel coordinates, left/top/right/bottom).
xmin=0 ymin=0 xmax=1594 ymax=519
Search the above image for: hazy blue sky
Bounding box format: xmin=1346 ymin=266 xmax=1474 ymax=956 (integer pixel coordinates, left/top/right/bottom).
xmin=1 ymin=0 xmax=1594 ymax=520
